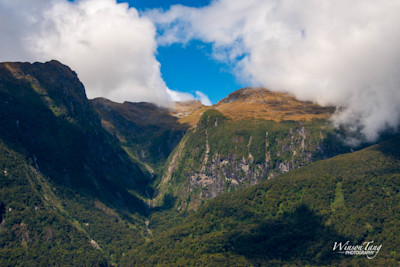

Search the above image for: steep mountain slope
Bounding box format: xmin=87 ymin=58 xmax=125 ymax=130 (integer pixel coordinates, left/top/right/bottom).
xmin=0 ymin=61 xmax=152 ymax=265
xmin=125 ymin=135 xmax=400 ymax=266
xmin=156 ymin=89 xmax=347 ymax=210
xmin=0 ymin=61 xmax=151 ymax=198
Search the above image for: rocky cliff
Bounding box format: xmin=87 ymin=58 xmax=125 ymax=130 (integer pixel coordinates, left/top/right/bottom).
xmin=155 ymin=89 xmax=347 ymax=210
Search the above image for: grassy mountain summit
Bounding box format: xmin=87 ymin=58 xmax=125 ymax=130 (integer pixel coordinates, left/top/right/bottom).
xmin=169 ymin=87 xmax=335 ymax=127
xmin=214 ymin=87 xmax=335 ymax=122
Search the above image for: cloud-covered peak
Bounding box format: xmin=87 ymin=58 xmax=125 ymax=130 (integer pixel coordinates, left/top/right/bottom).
xmin=150 ymin=0 xmax=400 ymax=142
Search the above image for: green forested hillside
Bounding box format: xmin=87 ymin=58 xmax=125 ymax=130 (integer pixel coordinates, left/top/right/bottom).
xmin=0 ymin=61 xmax=152 ymax=265
xmin=125 ymin=135 xmax=400 ymax=266
xmin=0 ymin=61 xmax=152 ymax=201
xmin=0 ymin=141 xmax=112 ymax=265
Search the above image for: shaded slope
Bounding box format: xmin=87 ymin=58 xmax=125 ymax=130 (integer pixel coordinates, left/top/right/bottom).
xmin=0 ymin=60 xmax=151 ymax=208
xmin=0 ymin=61 xmax=153 ymax=264
xmin=92 ymin=98 xmax=189 ymax=175
xmin=126 ymin=135 xmax=400 ymax=266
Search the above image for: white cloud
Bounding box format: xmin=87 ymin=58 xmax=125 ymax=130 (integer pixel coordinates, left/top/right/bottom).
xmin=0 ymin=0 xmax=208 ymax=106
xmin=150 ymin=0 xmax=400 ymax=142
xmin=166 ymin=88 xmax=212 ymax=105
xmin=166 ymin=88 xmax=194 ymax=102
xmin=195 ymin=91 xmax=212 ymax=106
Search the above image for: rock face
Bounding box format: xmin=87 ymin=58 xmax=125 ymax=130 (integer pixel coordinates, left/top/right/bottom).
xmin=155 ymin=94 xmax=346 ymax=210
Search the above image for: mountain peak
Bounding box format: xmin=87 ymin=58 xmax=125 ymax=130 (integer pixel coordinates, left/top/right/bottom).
xmin=214 ymin=87 xmax=335 ymax=122
xmin=218 ymin=87 xmax=270 ymax=103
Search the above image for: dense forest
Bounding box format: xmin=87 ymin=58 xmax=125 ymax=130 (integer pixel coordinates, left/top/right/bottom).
xmin=123 ymin=135 xmax=400 ymax=266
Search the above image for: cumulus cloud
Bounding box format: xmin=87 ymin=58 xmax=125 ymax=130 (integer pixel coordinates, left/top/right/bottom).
xmin=150 ymin=0 xmax=400 ymax=142
xmin=0 ymin=0 xmax=210 ymax=106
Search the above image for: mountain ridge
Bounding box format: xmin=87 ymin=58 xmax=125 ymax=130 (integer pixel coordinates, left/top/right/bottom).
xmin=169 ymin=87 xmax=335 ymax=127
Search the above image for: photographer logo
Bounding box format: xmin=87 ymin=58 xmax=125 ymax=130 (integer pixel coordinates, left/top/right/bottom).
xmin=333 ymin=241 xmax=382 ymax=259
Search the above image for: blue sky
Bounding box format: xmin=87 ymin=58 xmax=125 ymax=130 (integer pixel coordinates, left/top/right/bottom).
xmin=156 ymin=41 xmax=243 ymax=104
xmin=117 ymin=0 xmax=211 ymax=10
xmin=116 ymin=0 xmax=243 ymax=104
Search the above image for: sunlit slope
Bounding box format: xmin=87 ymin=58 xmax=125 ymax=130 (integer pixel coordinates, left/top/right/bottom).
xmin=172 ymin=87 xmax=334 ymax=127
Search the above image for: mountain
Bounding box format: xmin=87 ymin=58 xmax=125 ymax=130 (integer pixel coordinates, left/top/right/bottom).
xmin=0 ymin=60 xmax=398 ymax=266
xmin=0 ymin=61 xmax=151 ymax=197
xmin=124 ymin=135 xmax=400 ymax=266
xmin=0 ymin=61 xmax=152 ymax=265
xmin=152 ymin=88 xmax=348 ymax=210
